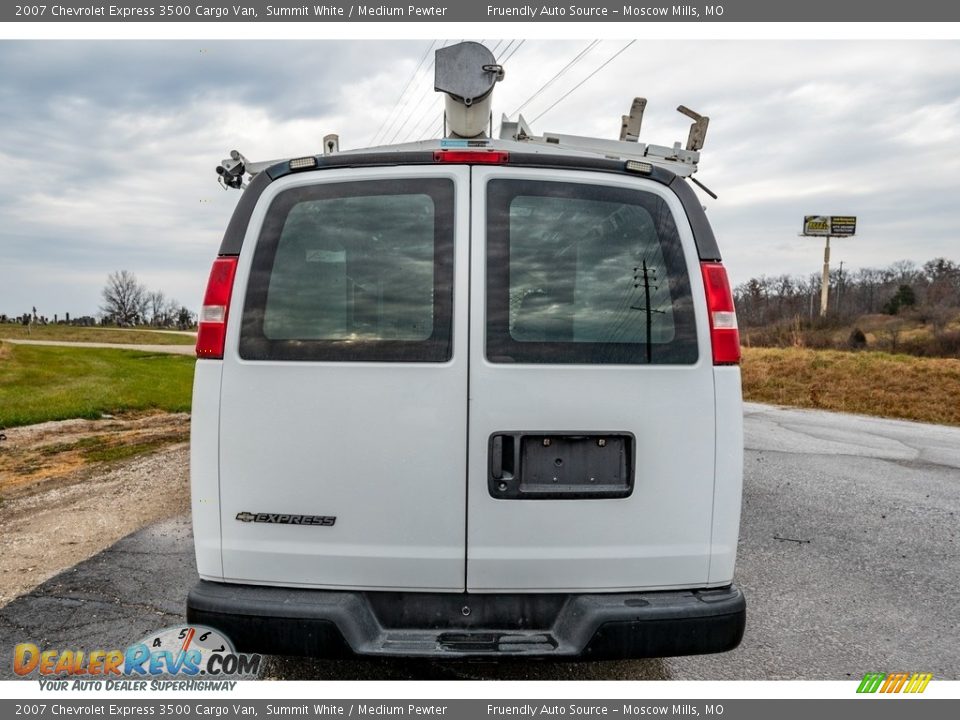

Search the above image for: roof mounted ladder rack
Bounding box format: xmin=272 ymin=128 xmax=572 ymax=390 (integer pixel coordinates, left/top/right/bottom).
xmin=215 ymin=131 xmax=340 ymax=190
xmin=499 ymin=98 xmax=709 ymax=178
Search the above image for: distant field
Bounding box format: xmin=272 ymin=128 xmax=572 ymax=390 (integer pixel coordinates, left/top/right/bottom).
xmin=0 ymin=324 xmax=195 ymax=345
xmin=742 ymin=346 xmax=960 ymax=427
xmin=0 ymin=342 xmax=195 ymax=428
xmin=3 ymin=338 xmax=957 ymax=431
xmin=740 ymin=311 xmax=960 ymax=358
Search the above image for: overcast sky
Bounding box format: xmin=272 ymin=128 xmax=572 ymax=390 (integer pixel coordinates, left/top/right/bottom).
xmin=1 ymin=39 xmax=958 ymax=318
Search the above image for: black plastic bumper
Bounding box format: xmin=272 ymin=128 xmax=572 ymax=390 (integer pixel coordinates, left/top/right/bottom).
xmin=187 ymin=581 xmax=745 ymax=659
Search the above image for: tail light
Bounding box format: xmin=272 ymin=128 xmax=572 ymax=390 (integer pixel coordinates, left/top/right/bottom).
xmin=196 ymin=256 xmax=239 ymax=359
xmin=700 ymin=262 xmax=741 ymax=365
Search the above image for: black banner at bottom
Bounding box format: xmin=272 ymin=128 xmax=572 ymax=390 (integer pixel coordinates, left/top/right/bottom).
xmin=1 ymin=699 xmax=956 ymax=720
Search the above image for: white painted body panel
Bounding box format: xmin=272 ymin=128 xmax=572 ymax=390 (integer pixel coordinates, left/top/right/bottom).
xmin=466 ymin=168 xmax=717 ymax=591
xmin=708 ymin=366 xmax=744 ymax=586
xmin=194 ymin=162 xmax=744 ymax=594
xmin=216 ymin=166 xmax=471 ymax=591
xmin=190 ymin=359 xmax=225 ymax=580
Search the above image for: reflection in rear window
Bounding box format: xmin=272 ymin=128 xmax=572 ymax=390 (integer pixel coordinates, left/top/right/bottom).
xmin=486 ymin=179 xmax=698 ymax=365
xmin=240 ymin=178 xmax=454 ymax=362
xmin=263 ymin=194 xmax=435 ymax=342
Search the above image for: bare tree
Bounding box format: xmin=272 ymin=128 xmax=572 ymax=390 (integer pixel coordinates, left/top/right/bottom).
xmin=101 ymin=270 xmax=148 ymax=326
xmin=175 ymin=305 xmax=196 ymax=330
xmin=164 ymin=298 xmax=181 ymax=329
xmin=147 ymin=290 xmax=167 ymax=327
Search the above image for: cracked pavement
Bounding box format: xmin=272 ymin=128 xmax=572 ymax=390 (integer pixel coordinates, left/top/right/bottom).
xmin=1 ymin=403 xmax=958 ymax=679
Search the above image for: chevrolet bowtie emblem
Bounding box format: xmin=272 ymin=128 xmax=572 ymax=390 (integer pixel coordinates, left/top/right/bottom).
xmin=235 ymin=512 xmax=256 ymax=522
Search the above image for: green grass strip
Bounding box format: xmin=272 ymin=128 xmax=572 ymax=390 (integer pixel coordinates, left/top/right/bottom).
xmin=0 ymin=342 xmax=195 ymax=428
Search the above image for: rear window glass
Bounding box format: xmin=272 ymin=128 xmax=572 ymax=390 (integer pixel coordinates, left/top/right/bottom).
xmin=240 ymin=178 xmax=454 ymax=362
xmin=486 ymin=179 xmax=697 ymax=364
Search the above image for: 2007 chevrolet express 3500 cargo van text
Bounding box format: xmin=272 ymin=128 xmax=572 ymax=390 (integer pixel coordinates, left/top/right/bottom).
xmin=186 ymin=42 xmax=745 ymax=659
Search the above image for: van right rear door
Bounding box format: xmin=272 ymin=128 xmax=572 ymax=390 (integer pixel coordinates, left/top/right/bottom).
xmin=466 ymin=167 xmax=718 ymax=592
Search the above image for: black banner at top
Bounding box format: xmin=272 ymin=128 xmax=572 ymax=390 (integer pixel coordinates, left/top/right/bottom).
xmin=4 ymin=0 xmax=960 ymax=22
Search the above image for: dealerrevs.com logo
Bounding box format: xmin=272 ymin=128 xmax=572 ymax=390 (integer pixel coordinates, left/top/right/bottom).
xmin=14 ymin=625 xmax=261 ymax=690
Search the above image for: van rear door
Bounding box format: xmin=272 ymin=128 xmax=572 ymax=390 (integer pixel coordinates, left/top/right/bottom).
xmin=218 ymin=166 xmax=469 ymax=591
xmin=467 ymin=167 xmax=717 ymax=592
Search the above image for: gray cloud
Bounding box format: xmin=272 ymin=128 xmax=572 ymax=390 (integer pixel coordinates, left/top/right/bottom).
xmin=0 ymin=39 xmax=958 ymax=318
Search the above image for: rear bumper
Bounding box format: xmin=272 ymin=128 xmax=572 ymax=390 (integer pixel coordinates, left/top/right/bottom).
xmin=186 ymin=581 xmax=745 ymax=659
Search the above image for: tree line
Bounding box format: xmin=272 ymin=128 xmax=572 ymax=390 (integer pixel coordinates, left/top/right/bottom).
xmin=2 ymin=270 xmax=196 ymax=330
xmin=99 ymin=270 xmax=195 ymax=329
xmin=734 ymin=257 xmax=960 ymax=328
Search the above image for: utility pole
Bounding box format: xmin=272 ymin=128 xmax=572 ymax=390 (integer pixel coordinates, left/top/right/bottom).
xmin=631 ymin=260 xmax=664 ymax=363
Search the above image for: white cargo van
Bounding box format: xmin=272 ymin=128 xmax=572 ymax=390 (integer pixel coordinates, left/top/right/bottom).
xmin=186 ymin=43 xmax=745 ymax=659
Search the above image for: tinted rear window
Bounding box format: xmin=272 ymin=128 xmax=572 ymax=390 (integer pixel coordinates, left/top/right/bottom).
xmin=240 ymin=178 xmax=454 ymax=362
xmin=486 ymin=179 xmax=697 ymax=364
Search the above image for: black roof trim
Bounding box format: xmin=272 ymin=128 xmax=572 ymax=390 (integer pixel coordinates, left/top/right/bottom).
xmin=506 ymin=151 xmax=678 ymax=186
xmin=266 ymin=151 xmax=439 ymax=180
xmin=668 ymin=175 xmax=722 ymax=262
xmin=218 ymin=170 xmax=272 ymax=256
xmin=218 ymin=150 xmax=721 ymax=261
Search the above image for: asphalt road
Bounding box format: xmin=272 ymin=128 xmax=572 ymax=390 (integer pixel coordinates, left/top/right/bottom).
xmin=2 ymin=403 xmax=958 ymax=680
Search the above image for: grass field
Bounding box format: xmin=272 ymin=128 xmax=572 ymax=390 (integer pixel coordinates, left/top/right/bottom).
xmin=0 ymin=324 xmax=195 ymax=345
xmin=0 ymin=342 xmax=195 ymax=428
xmin=741 ymin=346 xmax=960 ymax=426
xmin=2 ymin=339 xmax=958 ymax=431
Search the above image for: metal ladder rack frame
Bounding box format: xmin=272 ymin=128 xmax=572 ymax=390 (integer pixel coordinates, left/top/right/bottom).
xmin=498 ymin=100 xmax=707 ymax=178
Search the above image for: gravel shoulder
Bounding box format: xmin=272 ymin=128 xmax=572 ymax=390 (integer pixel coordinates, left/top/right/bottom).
xmin=0 ymin=414 xmax=190 ymax=606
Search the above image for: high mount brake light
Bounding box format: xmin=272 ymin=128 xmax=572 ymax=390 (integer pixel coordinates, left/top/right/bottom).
xmin=433 ymin=150 xmax=510 ymax=164
xmin=196 ymin=256 xmax=239 ymax=359
xmin=700 ymin=262 xmax=741 ymax=365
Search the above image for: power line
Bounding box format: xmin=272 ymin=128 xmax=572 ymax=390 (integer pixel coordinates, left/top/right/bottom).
xmin=368 ymin=40 xmax=436 ymax=147
xmin=530 ymin=40 xmax=637 ymax=125
xmin=499 ymin=39 xmax=526 ymax=66
xmin=510 ymin=40 xmax=599 ymax=117
xmin=376 ymin=43 xmax=441 ymax=146
xmin=387 ymin=39 xmax=454 ymax=145
xmin=407 ymin=95 xmax=445 ymax=143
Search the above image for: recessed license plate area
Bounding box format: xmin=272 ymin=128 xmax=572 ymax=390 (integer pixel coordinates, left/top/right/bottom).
xmin=488 ymin=432 xmax=635 ymax=500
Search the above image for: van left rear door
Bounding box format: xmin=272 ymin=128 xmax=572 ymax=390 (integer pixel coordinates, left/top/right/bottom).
xmin=218 ymin=166 xmax=469 ymax=591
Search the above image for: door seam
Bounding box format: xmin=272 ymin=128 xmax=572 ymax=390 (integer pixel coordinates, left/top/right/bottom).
xmin=463 ymin=167 xmax=473 ymax=593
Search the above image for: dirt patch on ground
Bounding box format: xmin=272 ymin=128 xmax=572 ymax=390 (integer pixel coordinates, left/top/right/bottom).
xmin=0 ymin=412 xmax=188 ymax=500
xmin=0 ymin=413 xmax=191 ymax=606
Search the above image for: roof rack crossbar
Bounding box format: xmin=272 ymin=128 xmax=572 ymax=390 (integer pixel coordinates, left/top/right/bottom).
xmin=499 ymin=99 xmax=708 ymax=177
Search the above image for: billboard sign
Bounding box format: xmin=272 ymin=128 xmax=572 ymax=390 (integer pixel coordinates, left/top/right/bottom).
xmin=803 ymin=215 xmax=857 ymax=236
xmin=830 ymin=216 xmax=857 ymax=235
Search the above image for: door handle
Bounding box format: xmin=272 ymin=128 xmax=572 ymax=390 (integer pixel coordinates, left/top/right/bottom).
xmin=490 ymin=434 xmax=515 ymax=481
xmin=491 ymin=435 xmax=504 ymax=479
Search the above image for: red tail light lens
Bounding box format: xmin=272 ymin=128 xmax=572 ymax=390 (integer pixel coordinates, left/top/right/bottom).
xmin=196 ymin=256 xmax=239 ymax=359
xmin=433 ymin=150 xmax=509 ymax=164
xmin=700 ymin=262 xmax=741 ymax=365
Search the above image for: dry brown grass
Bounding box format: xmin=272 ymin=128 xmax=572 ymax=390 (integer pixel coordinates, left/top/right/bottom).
xmin=741 ymin=347 xmax=960 ymax=426
xmin=0 ymin=413 xmax=189 ymax=499
xmin=0 ymin=324 xmax=195 ymax=345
